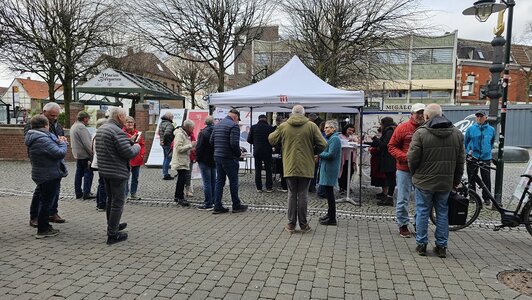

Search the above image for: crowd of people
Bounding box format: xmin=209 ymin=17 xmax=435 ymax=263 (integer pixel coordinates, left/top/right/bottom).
xmin=26 ymin=101 xmax=498 ymax=257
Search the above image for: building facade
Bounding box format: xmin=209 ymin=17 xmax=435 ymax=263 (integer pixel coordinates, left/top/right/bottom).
xmin=368 ymin=31 xmax=458 ymax=109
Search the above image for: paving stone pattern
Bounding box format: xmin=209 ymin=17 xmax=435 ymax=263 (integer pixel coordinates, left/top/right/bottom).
xmin=1 ymin=161 xmax=532 ymax=299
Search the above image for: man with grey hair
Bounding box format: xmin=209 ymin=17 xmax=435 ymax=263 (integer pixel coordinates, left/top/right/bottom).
xmin=407 ymin=103 xmax=465 ymax=258
xmin=25 ymin=101 xmax=66 ymax=227
xmin=196 ymin=116 xmax=216 ymax=209
xmin=269 ymin=105 xmax=327 ymax=233
xmin=70 ymin=111 xmax=95 ymax=200
xmin=159 ymin=111 xmax=175 ymax=180
xmin=96 ymin=107 xmax=141 ymax=245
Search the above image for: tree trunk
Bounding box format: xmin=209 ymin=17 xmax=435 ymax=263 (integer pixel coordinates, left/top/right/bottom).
xmin=63 ymin=65 xmax=73 ymax=128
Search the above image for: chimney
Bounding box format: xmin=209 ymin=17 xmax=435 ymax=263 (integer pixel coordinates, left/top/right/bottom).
xmin=27 ymin=77 xmax=31 ymax=80
xmin=127 ymin=47 xmax=134 ymax=56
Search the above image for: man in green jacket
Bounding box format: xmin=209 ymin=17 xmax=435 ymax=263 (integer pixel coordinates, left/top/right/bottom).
xmin=407 ymin=103 xmax=465 ymax=258
xmin=269 ymin=105 xmax=327 ymax=233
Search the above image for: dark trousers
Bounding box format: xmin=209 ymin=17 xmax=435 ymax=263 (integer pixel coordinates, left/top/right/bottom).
xmin=286 ymin=177 xmax=311 ymax=226
xmin=254 ymin=155 xmax=273 ymax=190
xmin=385 ymin=171 xmax=396 ymax=197
xmin=74 ymin=158 xmax=94 ymax=198
xmin=96 ymin=176 xmax=107 ymax=209
xmin=30 ymin=180 xmax=61 ymax=218
xmin=37 ymin=178 xmax=61 ymax=233
xmin=338 ymin=161 xmax=354 ymax=191
xmin=174 ymin=169 xmax=189 ymax=200
xmin=275 ymin=158 xmax=287 ymax=190
xmin=324 ymin=185 xmax=336 ymax=221
xmin=467 ymin=160 xmax=492 ymax=201
xmin=102 ymin=177 xmax=127 ymax=236
xmin=214 ymin=157 xmax=242 ymax=210
xmin=309 ymin=163 xmax=318 ymax=192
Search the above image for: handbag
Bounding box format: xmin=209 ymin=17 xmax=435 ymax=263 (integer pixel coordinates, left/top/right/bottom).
xmin=448 ymin=191 xmax=469 ymax=225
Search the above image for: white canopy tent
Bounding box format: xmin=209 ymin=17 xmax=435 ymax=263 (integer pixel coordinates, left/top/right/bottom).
xmin=207 ymin=56 xmax=364 ymax=112
xmin=208 ymin=56 xmax=366 ymax=206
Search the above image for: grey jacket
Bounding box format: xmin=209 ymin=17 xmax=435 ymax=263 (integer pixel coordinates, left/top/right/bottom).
xmin=95 ymin=119 xmax=140 ymax=180
xmin=407 ymin=116 xmax=465 ymax=192
xmin=70 ymin=120 xmax=93 ymax=159
xmin=25 ymin=128 xmax=68 ymax=184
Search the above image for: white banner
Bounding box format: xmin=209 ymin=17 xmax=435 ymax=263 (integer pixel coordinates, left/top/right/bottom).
xmin=145 ymin=109 xmax=185 ymax=166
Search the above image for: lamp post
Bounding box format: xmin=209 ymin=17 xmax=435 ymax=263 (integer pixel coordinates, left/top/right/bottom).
xmin=463 ymin=0 xmax=515 ymax=205
xmin=251 ymin=65 xmax=268 ymax=83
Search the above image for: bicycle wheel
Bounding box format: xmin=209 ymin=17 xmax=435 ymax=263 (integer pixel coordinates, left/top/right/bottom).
xmin=523 ymin=200 xmax=532 ymax=236
xmin=430 ymin=189 xmax=482 ymax=231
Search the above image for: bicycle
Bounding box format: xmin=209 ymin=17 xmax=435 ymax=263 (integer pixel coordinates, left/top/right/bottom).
xmin=430 ymin=154 xmax=532 ymax=235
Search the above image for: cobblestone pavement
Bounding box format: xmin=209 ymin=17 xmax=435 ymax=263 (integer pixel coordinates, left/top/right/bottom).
xmin=1 ymin=160 xmax=532 ymax=299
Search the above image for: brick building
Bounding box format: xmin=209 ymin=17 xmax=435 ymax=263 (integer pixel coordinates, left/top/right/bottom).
xmin=456 ymin=39 xmax=532 ymax=104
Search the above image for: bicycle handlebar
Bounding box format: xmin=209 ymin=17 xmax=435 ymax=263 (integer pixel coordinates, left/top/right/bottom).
xmin=466 ymin=154 xmax=497 ymax=170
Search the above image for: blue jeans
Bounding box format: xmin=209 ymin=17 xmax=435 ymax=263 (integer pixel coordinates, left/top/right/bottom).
xmin=126 ymin=166 xmax=140 ymax=196
xmin=415 ymin=187 xmax=450 ymax=248
xmin=214 ymin=157 xmax=242 ymax=210
xmin=96 ymin=176 xmax=107 ymax=209
xmin=37 ymin=178 xmax=61 ymax=232
xmin=198 ymin=162 xmax=216 ymax=207
xmin=396 ymin=170 xmax=414 ymax=227
xmin=162 ymin=146 xmax=172 ymax=177
xmin=75 ymin=158 xmax=94 ymax=198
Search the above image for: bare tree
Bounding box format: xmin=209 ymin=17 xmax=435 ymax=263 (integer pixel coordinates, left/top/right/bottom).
xmin=0 ymin=0 xmax=117 ymax=127
xmin=167 ymin=54 xmax=217 ymax=109
xmin=52 ymin=0 xmax=117 ymax=127
xmin=282 ymin=0 xmax=424 ymax=88
xmin=0 ymin=0 xmax=63 ymax=102
xmin=129 ymin=0 xmax=275 ymax=92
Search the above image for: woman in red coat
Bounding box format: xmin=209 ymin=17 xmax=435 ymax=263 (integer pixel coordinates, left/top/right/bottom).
xmin=123 ymin=116 xmax=145 ymax=200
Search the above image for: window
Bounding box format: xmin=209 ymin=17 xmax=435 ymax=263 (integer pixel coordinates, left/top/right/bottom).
xmin=412 ymin=49 xmax=431 ymax=64
xmin=529 ymin=85 xmax=532 ymax=97
xmin=462 ymin=75 xmax=475 ymax=95
xmin=376 ymin=50 xmax=408 ymax=64
xmin=432 ymin=48 xmax=452 ymax=64
xmin=388 ymin=90 xmax=407 ymax=98
xmin=410 ymin=90 xmax=428 ymax=98
xmin=237 ymin=63 xmax=247 ymax=74
xmin=431 ymin=90 xmax=451 ymax=98
xmin=254 ymin=53 xmax=269 ymax=66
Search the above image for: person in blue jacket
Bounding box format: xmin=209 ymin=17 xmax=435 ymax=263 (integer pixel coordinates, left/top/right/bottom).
xmin=464 ymin=110 xmax=495 ymax=206
xmin=317 ymin=120 xmax=342 ymax=226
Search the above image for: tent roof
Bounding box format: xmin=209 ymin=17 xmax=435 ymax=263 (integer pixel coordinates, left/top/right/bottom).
xmin=208 ymin=56 xmax=364 ymax=112
xmin=77 ymin=68 xmax=184 ymax=102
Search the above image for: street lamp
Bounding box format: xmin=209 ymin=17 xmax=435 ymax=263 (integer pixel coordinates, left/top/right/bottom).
xmin=463 ymin=0 xmax=515 ymax=205
xmin=462 ymin=0 xmax=506 ymax=22
xmin=251 ymin=65 xmax=268 ymax=83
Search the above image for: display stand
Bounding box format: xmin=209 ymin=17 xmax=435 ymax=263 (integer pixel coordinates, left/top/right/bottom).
xmin=336 ymin=144 xmax=360 ymax=206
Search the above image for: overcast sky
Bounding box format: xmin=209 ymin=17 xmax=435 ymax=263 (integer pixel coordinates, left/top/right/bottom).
xmin=1 ymin=0 xmax=531 ymax=87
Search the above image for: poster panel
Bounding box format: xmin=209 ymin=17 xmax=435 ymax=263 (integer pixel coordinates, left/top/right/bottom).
xmin=145 ymin=109 xmax=185 ymax=166
xmin=512 ymin=159 xmax=532 ymax=202
xmin=187 ymin=110 xmax=209 ymax=139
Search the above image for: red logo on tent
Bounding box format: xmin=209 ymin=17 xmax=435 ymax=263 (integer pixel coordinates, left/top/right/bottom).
xmin=279 ymin=95 xmax=288 ymax=103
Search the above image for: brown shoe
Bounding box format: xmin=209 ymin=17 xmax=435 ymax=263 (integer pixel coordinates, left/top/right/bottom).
xmin=29 ymin=218 xmax=38 ymax=228
xmin=300 ymin=223 xmax=311 ymax=233
xmin=49 ymin=214 xmax=65 ymax=223
xmin=284 ymin=223 xmax=295 ymax=234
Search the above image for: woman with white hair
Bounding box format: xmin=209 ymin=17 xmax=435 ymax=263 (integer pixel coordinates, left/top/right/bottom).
xmin=171 ymin=119 xmax=196 ymax=206
xmin=317 ymin=120 xmax=342 ymax=226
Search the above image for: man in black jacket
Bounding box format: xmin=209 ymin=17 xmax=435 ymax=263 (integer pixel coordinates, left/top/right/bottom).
xmin=247 ymin=114 xmax=274 ymax=192
xmin=210 ymin=109 xmax=248 ymax=214
xmin=196 ymin=116 xmax=216 ymax=209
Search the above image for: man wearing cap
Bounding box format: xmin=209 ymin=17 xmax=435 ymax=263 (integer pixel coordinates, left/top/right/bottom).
xmin=247 ymin=114 xmax=275 ymax=192
xmin=210 ymin=109 xmax=248 ymax=214
xmin=388 ymin=103 xmax=426 ymax=238
xmin=464 ymin=110 xmax=495 ymax=206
